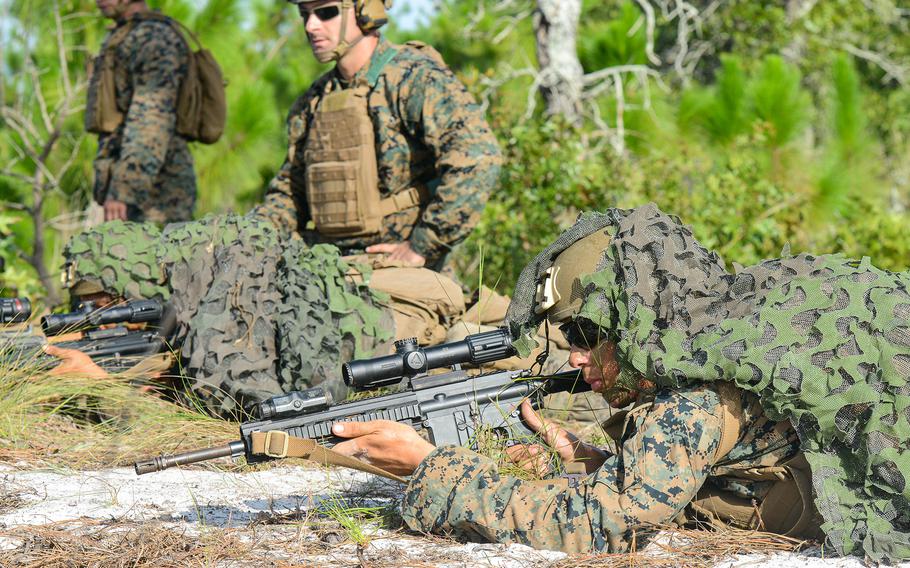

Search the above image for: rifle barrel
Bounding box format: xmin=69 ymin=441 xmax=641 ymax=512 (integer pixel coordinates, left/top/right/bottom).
xmin=134 ymin=440 xmax=244 ymax=475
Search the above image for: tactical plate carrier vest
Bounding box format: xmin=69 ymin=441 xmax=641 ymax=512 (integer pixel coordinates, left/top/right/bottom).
xmin=303 ymin=43 xmax=440 ymax=238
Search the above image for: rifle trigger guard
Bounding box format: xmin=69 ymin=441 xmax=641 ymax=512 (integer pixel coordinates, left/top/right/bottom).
xmin=263 ymin=431 xmax=290 ymax=458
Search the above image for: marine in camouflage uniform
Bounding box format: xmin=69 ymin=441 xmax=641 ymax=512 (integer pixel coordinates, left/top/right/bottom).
xmin=89 ymin=4 xmax=196 ymax=224
xmin=60 ymin=216 xmax=575 ymax=418
xmin=392 ymin=204 xmax=910 ymax=561
xmin=62 ymin=215 xmax=393 ymax=416
xmin=249 ymin=1 xmax=501 ymax=268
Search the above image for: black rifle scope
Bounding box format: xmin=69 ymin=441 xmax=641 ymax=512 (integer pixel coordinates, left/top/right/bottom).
xmin=0 ymin=298 xmax=31 ymax=324
xmin=257 ymin=387 xmax=331 ymax=420
xmin=41 ymin=299 xmax=162 ymax=336
xmin=342 ymin=327 xmax=516 ymax=391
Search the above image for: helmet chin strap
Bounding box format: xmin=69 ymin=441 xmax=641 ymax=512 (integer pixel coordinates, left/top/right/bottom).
xmin=329 ymin=0 xmax=365 ymax=61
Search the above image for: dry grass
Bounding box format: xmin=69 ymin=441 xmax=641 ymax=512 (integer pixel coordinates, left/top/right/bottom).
xmin=0 ymin=520 xmax=252 ymax=568
xmin=0 ymin=355 xmax=237 ymax=469
xmin=0 ymin=484 xmax=27 ymax=514
xmin=555 ymin=525 xmax=812 ymax=567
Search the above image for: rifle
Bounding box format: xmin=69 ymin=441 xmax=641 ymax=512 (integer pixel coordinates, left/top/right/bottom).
xmin=135 ymin=327 xmax=589 ymax=476
xmin=0 ymin=298 xmax=170 ymax=374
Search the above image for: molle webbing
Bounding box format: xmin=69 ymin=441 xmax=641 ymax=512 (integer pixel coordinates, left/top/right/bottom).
xmin=85 ymin=24 xmax=134 ymax=134
xmin=304 ymin=46 xmax=429 ymax=238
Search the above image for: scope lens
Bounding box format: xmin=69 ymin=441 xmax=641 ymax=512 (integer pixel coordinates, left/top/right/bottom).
xmin=1 ymin=298 xmax=32 ymax=324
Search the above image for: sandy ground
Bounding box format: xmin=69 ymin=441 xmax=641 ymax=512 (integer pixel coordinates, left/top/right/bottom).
xmin=0 ymin=461 xmax=905 ymax=567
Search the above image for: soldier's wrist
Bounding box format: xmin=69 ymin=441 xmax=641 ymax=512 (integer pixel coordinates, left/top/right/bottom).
xmin=408 ymin=228 xmax=444 ymax=265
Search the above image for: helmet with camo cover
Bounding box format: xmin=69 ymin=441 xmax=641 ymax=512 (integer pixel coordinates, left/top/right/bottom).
xmin=508 ymin=204 xmax=910 ymax=561
xmin=288 ymin=0 xmax=392 ymax=61
xmin=62 ymin=221 xmax=169 ymax=302
xmin=505 ymin=210 xmax=622 ymax=357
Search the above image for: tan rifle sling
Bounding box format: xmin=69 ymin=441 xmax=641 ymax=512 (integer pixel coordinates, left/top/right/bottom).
xmin=249 ymin=430 xmax=406 ymax=483
xmin=84 ymin=12 xmax=226 ymax=144
xmin=303 ymin=46 xmax=429 ymax=238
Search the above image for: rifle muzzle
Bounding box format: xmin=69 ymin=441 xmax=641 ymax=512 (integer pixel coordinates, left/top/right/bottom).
xmin=134 ymin=440 xmax=244 ymax=475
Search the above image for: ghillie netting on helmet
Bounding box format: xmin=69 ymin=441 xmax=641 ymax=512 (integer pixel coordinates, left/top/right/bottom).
xmin=506 ymin=203 xmax=910 ymax=561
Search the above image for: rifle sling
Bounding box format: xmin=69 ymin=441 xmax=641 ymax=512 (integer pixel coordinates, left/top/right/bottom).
xmin=249 ymin=431 xmax=406 ymax=484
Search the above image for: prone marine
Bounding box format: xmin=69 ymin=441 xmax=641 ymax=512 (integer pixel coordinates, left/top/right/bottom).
xmin=327 ymin=203 xmax=910 ymax=562
xmin=47 ymin=215 xmax=589 ymax=418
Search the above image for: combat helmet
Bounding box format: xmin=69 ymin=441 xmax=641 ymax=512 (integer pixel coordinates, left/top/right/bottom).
xmin=62 ymin=221 xmax=169 ymax=302
xmin=289 ymin=0 xmax=392 ymax=61
xmin=505 ymin=211 xmax=623 ymax=357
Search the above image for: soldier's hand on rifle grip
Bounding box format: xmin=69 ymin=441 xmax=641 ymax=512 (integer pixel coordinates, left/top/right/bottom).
xmin=332 ymin=420 xmax=435 ymax=476
xmin=44 ymin=345 xmax=109 ymax=379
xmin=510 ymin=400 xmax=608 ymax=475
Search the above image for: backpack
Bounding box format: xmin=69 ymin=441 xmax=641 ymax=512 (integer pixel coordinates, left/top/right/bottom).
xmin=85 ymin=12 xmax=226 ymax=144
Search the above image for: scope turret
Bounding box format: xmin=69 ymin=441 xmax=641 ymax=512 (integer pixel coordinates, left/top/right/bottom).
xmin=41 ymin=299 xmax=162 ymax=336
xmin=342 ymin=327 xmax=516 ymax=391
xmin=0 ymin=298 xmax=31 ymax=324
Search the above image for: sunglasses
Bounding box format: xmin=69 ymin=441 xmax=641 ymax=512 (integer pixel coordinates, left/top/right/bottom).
xmin=559 ymin=319 xmax=607 ymax=349
xmin=300 ymin=4 xmax=341 ymax=23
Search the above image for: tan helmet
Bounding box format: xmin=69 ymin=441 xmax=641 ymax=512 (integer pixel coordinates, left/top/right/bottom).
xmin=289 ymin=0 xmax=391 ymax=30
xmin=289 ymin=0 xmax=392 ymax=60
xmin=533 ymin=228 xmax=612 ymax=324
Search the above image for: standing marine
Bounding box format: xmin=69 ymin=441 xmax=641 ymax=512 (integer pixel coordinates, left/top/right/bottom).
xmin=329 ymin=204 xmax=910 ymax=562
xmin=249 ymin=0 xmax=502 ymax=269
xmin=86 ymin=0 xmax=197 ymax=224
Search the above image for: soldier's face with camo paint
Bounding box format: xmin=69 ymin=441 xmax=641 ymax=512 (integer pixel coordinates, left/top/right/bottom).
xmin=300 ymin=1 xmax=364 ymax=63
xmin=569 ymin=342 xmax=646 ymax=408
xmin=563 ymin=318 xmax=643 ymax=407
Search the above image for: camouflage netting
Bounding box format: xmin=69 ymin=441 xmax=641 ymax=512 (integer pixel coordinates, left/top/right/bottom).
xmin=277 ymin=243 xmax=395 ymax=403
xmin=61 ymin=215 xmax=395 ymax=417
xmin=164 ymin=217 xmax=285 ymax=416
xmin=507 ymin=204 xmax=910 ymax=561
xmin=62 ymin=221 xmax=169 ymax=301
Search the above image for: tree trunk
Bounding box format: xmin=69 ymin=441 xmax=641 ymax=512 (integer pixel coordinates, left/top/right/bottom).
xmin=534 ymin=0 xmax=584 ymax=123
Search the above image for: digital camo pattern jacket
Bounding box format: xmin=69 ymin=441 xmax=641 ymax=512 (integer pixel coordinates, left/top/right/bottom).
xmin=93 ymin=15 xmax=196 ymax=223
xmin=249 ymin=37 xmax=501 ymax=265
xmin=401 ymin=382 xmax=800 ymax=553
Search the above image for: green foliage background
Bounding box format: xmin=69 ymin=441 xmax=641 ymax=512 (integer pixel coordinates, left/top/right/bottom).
xmin=2 ymin=0 xmax=908 ymax=300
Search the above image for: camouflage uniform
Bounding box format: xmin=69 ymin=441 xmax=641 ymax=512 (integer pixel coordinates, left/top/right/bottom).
xmin=402 ymin=383 xmax=803 ymax=553
xmin=413 ymin=203 xmax=909 ymax=561
xmin=63 ymin=216 xmax=394 ymax=416
xmin=91 ymin=14 xmax=196 ymax=224
xmin=249 ymin=37 xmax=501 ymax=266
